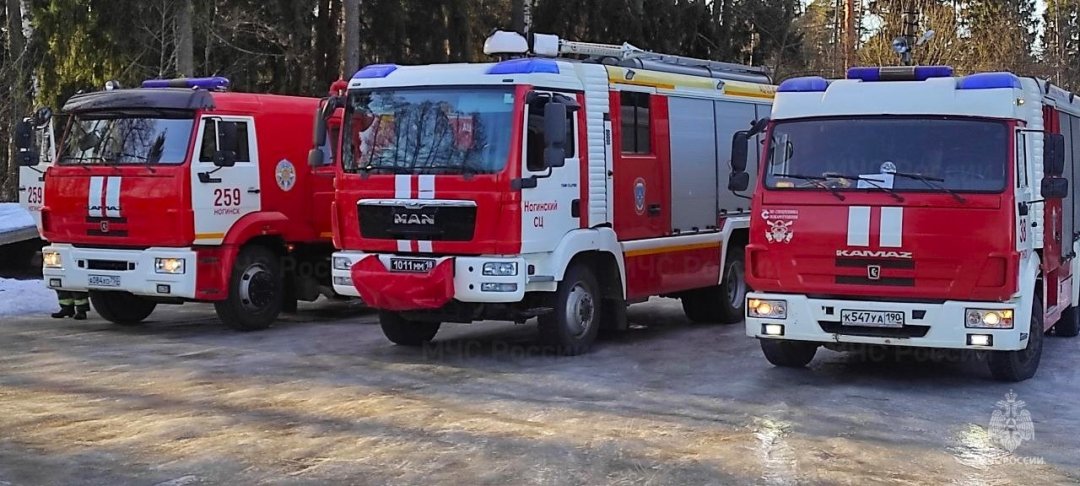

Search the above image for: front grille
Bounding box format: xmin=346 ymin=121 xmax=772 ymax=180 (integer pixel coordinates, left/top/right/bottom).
xmin=819 ymin=321 xmax=930 ymax=338
xmin=359 ymin=203 xmax=476 ymax=241
xmin=87 ymin=259 xmax=132 ymax=271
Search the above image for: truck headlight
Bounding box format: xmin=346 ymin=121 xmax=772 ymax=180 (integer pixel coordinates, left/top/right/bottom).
xmin=483 ymin=262 xmax=518 ymax=276
xmin=43 ymin=251 xmax=62 ymax=269
xmin=155 ymin=258 xmax=185 ymax=274
xmin=966 ymin=309 xmax=1014 ymax=329
xmin=333 ymin=257 xmax=353 ymax=270
xmin=748 ymin=298 xmax=787 ymax=319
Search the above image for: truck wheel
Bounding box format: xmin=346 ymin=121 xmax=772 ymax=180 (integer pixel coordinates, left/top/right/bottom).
xmin=989 ymin=299 xmax=1044 ymax=382
xmin=718 ymin=251 xmax=747 ymax=323
xmin=1053 ymin=305 xmax=1080 ymax=337
xmin=89 ymin=291 xmax=156 ymax=325
xmin=379 ymin=311 xmax=440 ymax=346
xmin=680 ymin=288 xmax=721 ymax=323
xmin=538 ymin=264 xmax=601 ymax=355
xmin=214 ymin=245 xmax=283 ymax=331
xmin=760 ymin=339 xmax=818 ymax=368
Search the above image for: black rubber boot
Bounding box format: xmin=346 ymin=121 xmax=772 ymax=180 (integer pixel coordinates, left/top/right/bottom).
xmin=52 ymin=305 xmax=75 ymax=319
xmin=74 ymin=304 xmax=89 ymax=321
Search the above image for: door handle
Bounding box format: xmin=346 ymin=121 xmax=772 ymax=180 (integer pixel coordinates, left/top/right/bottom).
xmin=18 ymin=186 xmax=26 ymax=192
xmin=648 ymin=204 xmax=661 ymax=216
xmin=247 ymin=188 xmax=261 ymax=194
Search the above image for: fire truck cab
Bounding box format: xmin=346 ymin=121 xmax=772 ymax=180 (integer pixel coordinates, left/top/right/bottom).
xmin=730 ymin=66 xmax=1080 ymax=381
xmin=17 ymin=77 xmax=340 ymax=330
xmin=323 ymin=32 xmax=775 ymax=354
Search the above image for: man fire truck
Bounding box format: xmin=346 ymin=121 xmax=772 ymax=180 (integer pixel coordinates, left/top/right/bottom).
xmin=730 ymin=66 xmax=1080 ymax=381
xmin=320 ymin=31 xmax=775 ymax=354
xmin=16 ymin=77 xmax=340 ymax=330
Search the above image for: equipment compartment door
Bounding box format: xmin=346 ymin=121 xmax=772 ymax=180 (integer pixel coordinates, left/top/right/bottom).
xmin=191 ymin=116 xmax=262 ymax=245
xmin=612 ymin=90 xmax=669 ymax=241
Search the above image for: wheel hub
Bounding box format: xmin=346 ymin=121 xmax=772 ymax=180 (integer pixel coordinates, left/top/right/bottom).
xmin=565 ymin=284 xmax=595 ymax=338
xmin=239 ymin=264 xmax=275 ymax=312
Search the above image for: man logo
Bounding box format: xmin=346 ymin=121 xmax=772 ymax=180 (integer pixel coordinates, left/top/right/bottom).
xmin=393 ymin=213 xmax=435 ymax=225
xmin=867 ymin=265 xmax=881 ymax=280
xmin=100 ymin=220 xmax=110 ymax=233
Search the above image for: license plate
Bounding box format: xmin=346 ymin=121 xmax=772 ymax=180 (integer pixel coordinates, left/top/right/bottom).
xmin=841 ymin=309 xmax=905 ymax=328
xmin=87 ymin=274 xmax=121 ymax=287
xmin=389 ymin=258 xmax=435 ymax=273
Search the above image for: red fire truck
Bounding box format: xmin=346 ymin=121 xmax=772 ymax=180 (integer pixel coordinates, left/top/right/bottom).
xmin=730 ymin=66 xmax=1080 ymax=381
xmin=16 ymin=77 xmax=340 ymax=330
xmin=317 ymin=32 xmax=775 ymax=354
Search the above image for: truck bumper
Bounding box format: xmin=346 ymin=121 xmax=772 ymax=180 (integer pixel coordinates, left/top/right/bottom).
xmin=41 ymin=244 xmax=198 ymax=299
xmin=331 ymin=251 xmax=527 ymax=310
xmin=744 ymin=292 xmax=1028 ymax=351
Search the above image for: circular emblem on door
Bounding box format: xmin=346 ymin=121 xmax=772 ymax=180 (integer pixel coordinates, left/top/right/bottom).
xmin=633 ymin=177 xmax=647 ymax=215
xmin=276 ymin=159 xmax=297 ymax=192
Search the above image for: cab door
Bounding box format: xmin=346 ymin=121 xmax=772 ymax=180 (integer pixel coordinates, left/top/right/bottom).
xmin=519 ymin=91 xmax=581 ymax=254
xmin=190 ymin=116 xmax=261 ymax=245
xmin=18 ymin=119 xmax=56 ymax=233
xmin=612 ymin=90 xmax=668 ymax=240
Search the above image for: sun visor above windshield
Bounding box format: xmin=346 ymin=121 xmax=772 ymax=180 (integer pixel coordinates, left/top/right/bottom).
xmin=62 ymin=88 xmax=215 ymax=114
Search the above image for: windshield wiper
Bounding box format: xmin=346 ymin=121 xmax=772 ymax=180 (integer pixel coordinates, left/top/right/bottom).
xmin=773 ymin=173 xmax=845 ymax=201
xmin=888 ymin=171 xmax=965 ymax=203
xmin=422 ymin=163 xmax=481 ymax=176
xmin=823 ymin=172 xmax=905 ymax=202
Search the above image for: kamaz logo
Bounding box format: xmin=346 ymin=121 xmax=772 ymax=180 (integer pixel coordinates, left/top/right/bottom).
xmin=394 ymin=214 xmax=435 ymax=225
xmin=836 ymin=249 xmax=913 ymax=259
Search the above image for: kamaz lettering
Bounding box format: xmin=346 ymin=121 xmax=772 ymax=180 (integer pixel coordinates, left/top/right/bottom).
xmin=836 ymin=250 xmax=913 ymax=259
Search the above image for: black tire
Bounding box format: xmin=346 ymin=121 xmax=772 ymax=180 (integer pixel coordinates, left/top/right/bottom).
xmin=214 ymin=245 xmax=283 ymax=331
xmin=379 ymin=311 xmax=440 ymax=346
xmin=538 ymin=264 xmax=602 ymax=356
xmin=760 ymin=339 xmax=818 ymax=368
xmin=680 ymin=250 xmax=747 ymax=324
xmin=89 ymin=291 xmax=156 ymax=325
xmin=989 ymin=298 xmax=1044 ymax=382
xmin=1053 ymin=305 xmax=1080 ymax=337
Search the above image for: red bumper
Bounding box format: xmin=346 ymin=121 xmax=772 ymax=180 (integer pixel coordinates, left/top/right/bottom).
xmin=350 ymin=257 xmax=455 ymax=311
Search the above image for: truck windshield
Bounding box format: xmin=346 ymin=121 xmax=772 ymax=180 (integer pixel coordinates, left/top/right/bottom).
xmin=763 ymin=117 xmax=1009 ymax=193
xmin=60 ymin=111 xmax=194 ymax=165
xmin=341 ymin=87 xmax=514 ymax=174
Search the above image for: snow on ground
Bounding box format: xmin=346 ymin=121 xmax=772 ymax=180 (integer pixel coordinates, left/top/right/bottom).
xmin=0 ymin=203 xmax=35 ymax=234
xmin=0 ymin=278 xmax=56 ymax=317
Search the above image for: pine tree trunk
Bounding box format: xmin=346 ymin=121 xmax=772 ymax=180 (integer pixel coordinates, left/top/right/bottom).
xmin=343 ymin=0 xmax=361 ymax=76
xmin=4 ymin=0 xmax=27 ymax=202
xmin=512 ymin=0 xmax=525 ymax=33
xmin=176 ymin=0 xmax=194 ymax=76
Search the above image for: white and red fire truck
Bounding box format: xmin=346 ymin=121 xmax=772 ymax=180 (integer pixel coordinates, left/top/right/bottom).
xmin=16 ymin=77 xmax=341 ymax=330
xmin=730 ymin=66 xmax=1080 ymax=381
xmin=321 ymin=32 xmax=775 ymax=354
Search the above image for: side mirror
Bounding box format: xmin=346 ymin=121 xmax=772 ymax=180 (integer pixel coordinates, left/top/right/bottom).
xmin=543 ymin=102 xmax=567 ymax=169
xmin=1041 ymin=176 xmax=1069 ymax=199
xmin=730 ymin=130 xmax=750 ymax=173
xmin=308 ymin=147 xmax=328 ymax=167
xmin=1045 ymin=133 xmax=1066 ymax=177
xmin=14 ymin=120 xmax=34 ymax=151
xmin=214 ymin=121 xmax=238 ymax=168
xmin=729 ymin=171 xmax=750 ymax=192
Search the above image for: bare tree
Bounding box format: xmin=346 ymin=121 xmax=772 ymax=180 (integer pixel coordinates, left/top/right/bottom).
xmin=176 ymin=0 xmax=194 ymax=76
xmin=344 ymin=0 xmax=361 ymax=75
xmin=4 ymin=0 xmax=28 ymax=201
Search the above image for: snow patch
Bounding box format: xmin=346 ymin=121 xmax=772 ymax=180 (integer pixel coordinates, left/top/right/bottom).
xmin=0 ymin=278 xmax=57 ymax=318
xmin=0 ymin=203 xmax=35 ymax=234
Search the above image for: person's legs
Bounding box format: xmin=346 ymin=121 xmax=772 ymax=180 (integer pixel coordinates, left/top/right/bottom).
xmin=52 ymin=291 xmax=75 ymax=318
xmin=73 ymin=292 xmax=90 ymax=320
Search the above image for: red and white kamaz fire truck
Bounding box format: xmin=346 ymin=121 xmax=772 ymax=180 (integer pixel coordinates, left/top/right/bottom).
xmin=16 ymin=77 xmax=340 ymax=330
xmin=319 ymin=32 xmax=775 ymax=354
xmin=729 ymin=66 xmax=1080 ymax=381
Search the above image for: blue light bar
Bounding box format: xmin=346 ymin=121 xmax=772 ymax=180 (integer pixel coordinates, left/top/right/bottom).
xmin=778 ymin=76 xmax=828 ymax=93
xmin=847 ymin=66 xmax=954 ymax=82
xmin=141 ymin=77 xmax=230 ymax=91
xmin=352 ymin=64 xmax=399 ymax=79
xmin=957 ymin=72 xmax=1021 ymax=90
xmin=486 ymin=58 xmax=560 ymax=75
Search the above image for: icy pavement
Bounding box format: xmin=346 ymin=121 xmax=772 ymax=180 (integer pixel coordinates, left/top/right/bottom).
xmin=0 ymin=204 xmax=34 ymax=234
xmin=0 ymin=278 xmax=55 ymax=318
xmin=0 ymin=298 xmax=1077 ymax=484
